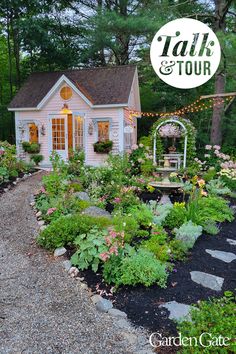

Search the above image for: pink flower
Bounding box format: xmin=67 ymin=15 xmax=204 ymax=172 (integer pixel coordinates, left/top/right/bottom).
xmin=109 ymin=246 xmax=118 ymax=256
xmin=100 ymin=252 xmax=110 ymax=262
xmin=205 ymin=145 xmax=212 ymax=150
xmin=213 ymin=145 xmax=221 ymax=150
xmin=40 ymin=186 xmax=46 ymax=194
xmin=131 ymin=144 xmax=138 ymax=150
xmin=109 ymin=230 xmax=117 ymax=238
xmin=113 ymin=197 xmax=121 ymax=204
xmin=0 ymin=149 xmax=5 ymax=156
xmin=46 ymin=207 xmax=57 ymax=215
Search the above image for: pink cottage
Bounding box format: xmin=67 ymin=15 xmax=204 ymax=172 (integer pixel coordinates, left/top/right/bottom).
xmin=8 ymin=65 xmax=140 ymax=167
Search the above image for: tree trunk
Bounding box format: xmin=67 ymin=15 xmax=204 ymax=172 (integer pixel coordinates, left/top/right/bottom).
xmin=210 ymin=0 xmax=231 ymax=144
xmin=6 ymin=14 xmax=13 ymax=98
xmin=210 ymin=72 xmax=225 ymax=144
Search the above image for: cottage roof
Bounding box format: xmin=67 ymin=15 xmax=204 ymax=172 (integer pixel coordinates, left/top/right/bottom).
xmin=8 ymin=65 xmax=137 ymax=109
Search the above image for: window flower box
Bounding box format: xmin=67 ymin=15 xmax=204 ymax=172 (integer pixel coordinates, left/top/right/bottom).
xmin=22 ymin=141 xmax=41 ymax=154
xmin=93 ymin=140 xmax=113 ymax=154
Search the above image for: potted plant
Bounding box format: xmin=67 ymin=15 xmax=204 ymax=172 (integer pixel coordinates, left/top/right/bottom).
xmin=93 ymin=140 xmax=113 ymax=153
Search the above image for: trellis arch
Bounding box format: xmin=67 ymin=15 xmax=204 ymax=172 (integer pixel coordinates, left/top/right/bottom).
xmin=152 ymin=115 xmax=196 ymax=169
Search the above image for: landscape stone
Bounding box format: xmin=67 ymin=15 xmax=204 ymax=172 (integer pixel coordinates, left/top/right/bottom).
xmin=121 ymin=332 xmax=138 ymax=345
xmin=68 ymin=267 xmax=79 ymax=277
xmin=36 ymin=211 xmax=42 ymax=218
xmin=83 ymin=206 xmax=111 ymax=218
xmin=108 ymin=308 xmax=127 ymax=318
xmin=91 ymin=294 xmax=103 ymax=305
xmin=38 ymin=220 xmax=45 ymax=226
xmin=54 ymin=247 xmax=67 ymax=257
xmin=190 ymin=271 xmax=224 ymax=291
xmin=206 ymin=249 xmax=236 ymax=263
xmin=74 ymin=191 xmax=90 ymax=201
xmin=115 ymin=318 xmax=132 ymax=330
xmin=227 ymin=238 xmax=236 ymax=246
xmin=159 ymin=301 xmax=192 ymax=321
xmin=96 ymin=298 xmax=113 ymax=313
xmin=39 ymin=225 xmax=47 ymax=232
xmin=62 ymin=260 xmax=71 ymax=271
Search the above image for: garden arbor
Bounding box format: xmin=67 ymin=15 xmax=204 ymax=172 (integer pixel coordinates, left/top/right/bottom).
xmin=153 ymin=116 xmax=196 ymax=170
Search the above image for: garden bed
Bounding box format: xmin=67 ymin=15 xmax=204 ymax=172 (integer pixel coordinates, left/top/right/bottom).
xmin=0 ymin=168 xmax=38 ymax=195
xmin=79 ymin=214 xmax=236 ymax=335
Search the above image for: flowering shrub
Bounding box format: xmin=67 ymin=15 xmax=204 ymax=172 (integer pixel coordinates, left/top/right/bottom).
xmin=129 ymin=143 xmax=153 ymax=175
xmin=159 ymin=123 xmax=183 ymax=138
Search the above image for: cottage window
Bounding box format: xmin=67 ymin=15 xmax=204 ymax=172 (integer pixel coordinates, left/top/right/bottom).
xmin=97 ymin=121 xmax=110 ymax=141
xmin=60 ymin=86 xmax=72 ymax=100
xmin=28 ymin=123 xmax=38 ymax=143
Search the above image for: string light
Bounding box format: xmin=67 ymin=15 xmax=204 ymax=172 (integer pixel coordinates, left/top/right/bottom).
xmin=128 ymin=95 xmax=234 ymax=120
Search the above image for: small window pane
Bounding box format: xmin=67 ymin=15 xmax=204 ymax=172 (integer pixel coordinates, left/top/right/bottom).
xmin=98 ymin=121 xmax=109 ymax=141
xmin=28 ymin=123 xmax=38 ymax=143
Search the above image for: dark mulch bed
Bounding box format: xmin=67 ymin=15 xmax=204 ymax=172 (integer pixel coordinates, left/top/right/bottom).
xmin=80 ymin=212 xmax=236 ymax=337
xmin=0 ymin=169 xmax=37 ymax=196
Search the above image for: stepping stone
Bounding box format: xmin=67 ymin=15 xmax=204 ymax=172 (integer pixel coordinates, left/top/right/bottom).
xmin=227 ymin=238 xmax=236 ymax=246
xmin=206 ymin=249 xmax=236 ymax=263
xmin=159 ymin=301 xmax=193 ymax=321
xmin=190 ymin=271 xmax=224 ymax=291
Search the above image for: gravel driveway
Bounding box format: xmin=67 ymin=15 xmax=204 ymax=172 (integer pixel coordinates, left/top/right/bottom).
xmin=0 ymin=172 xmax=150 ymax=354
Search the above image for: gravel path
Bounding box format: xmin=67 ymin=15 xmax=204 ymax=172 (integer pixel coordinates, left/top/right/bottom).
xmin=0 ymin=172 xmax=150 ymax=354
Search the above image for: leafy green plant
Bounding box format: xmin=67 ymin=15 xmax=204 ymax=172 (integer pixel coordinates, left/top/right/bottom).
xmin=93 ymin=140 xmax=113 ymax=153
xmin=113 ymin=213 xmax=139 ymax=243
xmin=175 ymin=221 xmax=203 ymax=249
xmin=30 ymin=154 xmax=43 ymax=165
xmin=118 ymin=249 xmax=168 ymax=288
xmin=206 ymin=178 xmax=231 ymax=196
xmin=0 ymin=166 xmax=9 ymax=184
xmin=177 ymin=295 xmax=236 ymax=353
xmin=22 ymin=141 xmax=40 ymax=153
xmin=127 ymin=203 xmax=153 ymax=228
xmin=71 ymin=227 xmax=109 ymax=272
xmin=37 ymin=214 xmax=111 ymax=250
xmin=163 ymin=202 xmax=187 ymax=229
xmin=141 ymin=228 xmax=170 ymax=262
xmin=42 ymin=173 xmax=69 ymax=196
xmin=147 ymin=200 xmax=173 ymax=225
xmin=202 ymin=220 xmax=220 ymax=235
xmin=169 ymin=239 xmax=188 ymax=261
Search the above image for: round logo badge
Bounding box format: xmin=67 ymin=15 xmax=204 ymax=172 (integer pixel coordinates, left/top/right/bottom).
xmin=150 ymin=18 xmax=221 ymax=89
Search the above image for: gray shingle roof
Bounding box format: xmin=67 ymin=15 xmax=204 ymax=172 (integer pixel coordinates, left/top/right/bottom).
xmin=8 ymin=65 xmax=136 ymax=109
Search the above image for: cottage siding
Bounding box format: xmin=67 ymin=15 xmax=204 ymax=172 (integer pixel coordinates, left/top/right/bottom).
xmin=17 ymin=82 xmax=122 ymax=166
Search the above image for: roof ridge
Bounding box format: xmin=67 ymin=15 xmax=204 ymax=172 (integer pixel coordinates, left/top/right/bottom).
xmin=30 ymin=64 xmax=136 ymax=75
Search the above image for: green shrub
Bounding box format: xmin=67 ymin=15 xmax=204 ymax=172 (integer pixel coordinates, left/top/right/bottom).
xmin=113 ymin=213 xmax=139 ymax=243
xmin=202 ymin=167 xmax=217 ymax=182
xmin=42 ymin=173 xmax=69 ymax=196
xmin=177 ymin=295 xmax=236 ymax=354
xmin=141 ymin=231 xmax=170 ymax=263
xmin=68 ymin=182 xmax=83 ymax=192
xmin=202 ymin=220 xmax=220 ymax=235
xmin=175 ymin=221 xmax=203 ymax=249
xmin=169 ymin=239 xmax=188 ymax=261
xmin=118 ymin=249 xmax=168 ymax=288
xmin=127 ymin=204 xmax=153 ymax=228
xmin=37 ymin=214 xmax=111 ymax=250
xmin=197 ymin=196 xmax=234 ymax=223
xmin=30 ymin=154 xmax=43 ymax=165
xmin=164 ymin=202 xmax=187 ymax=229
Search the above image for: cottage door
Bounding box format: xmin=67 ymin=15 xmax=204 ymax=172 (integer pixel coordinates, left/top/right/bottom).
xmin=50 ymin=115 xmax=68 ymax=160
xmin=73 ymin=114 xmax=84 ymax=150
